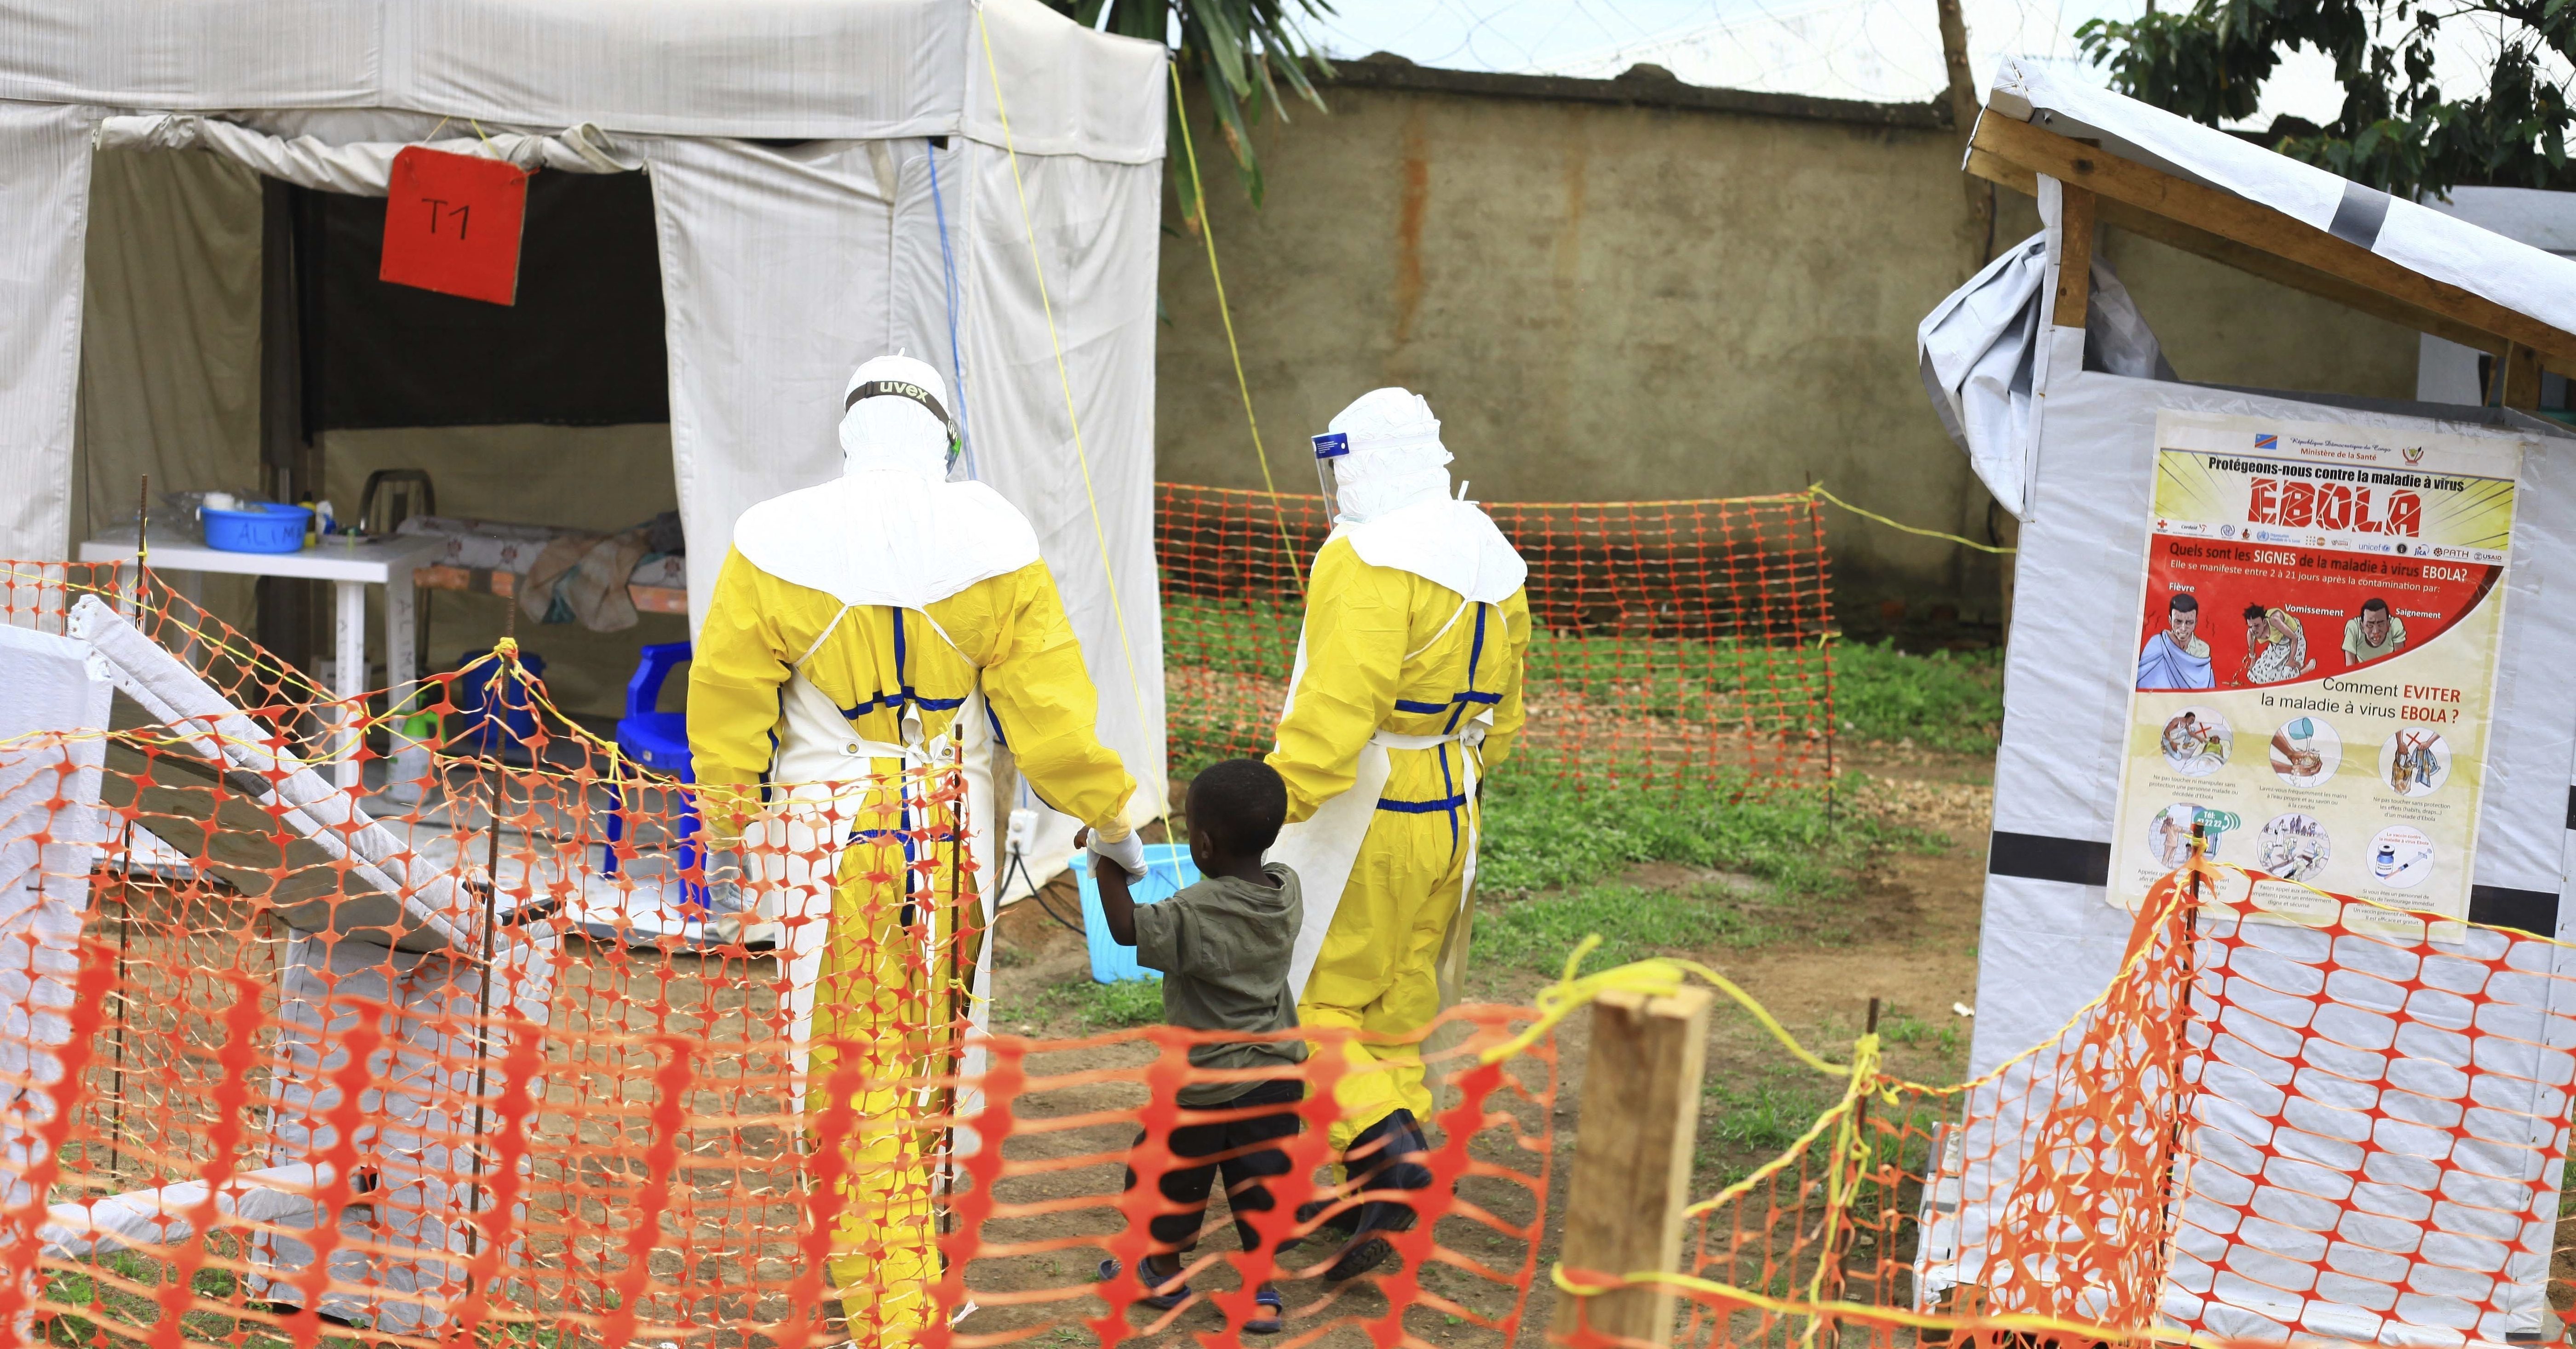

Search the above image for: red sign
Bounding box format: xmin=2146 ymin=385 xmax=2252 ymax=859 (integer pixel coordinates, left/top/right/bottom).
xmin=379 ymin=147 xmax=529 ymax=305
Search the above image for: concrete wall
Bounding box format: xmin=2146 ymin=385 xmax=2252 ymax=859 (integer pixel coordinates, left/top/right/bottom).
xmin=1153 ymin=59 xmax=2423 ymax=630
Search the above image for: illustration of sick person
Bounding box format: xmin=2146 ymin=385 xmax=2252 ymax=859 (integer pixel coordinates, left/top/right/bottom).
xmin=2341 ymin=597 xmax=2406 ymax=668
xmin=2161 ymin=712 xmax=2207 ymax=761
xmin=2242 ymin=607 xmax=2314 ymax=685
xmin=2136 ymin=593 xmax=2212 ymax=690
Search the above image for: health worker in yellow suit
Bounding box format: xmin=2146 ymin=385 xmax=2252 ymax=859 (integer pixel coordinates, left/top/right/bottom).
xmin=1264 ymin=387 xmax=1528 ymax=1282
xmin=689 ymin=354 xmax=1145 ymax=1337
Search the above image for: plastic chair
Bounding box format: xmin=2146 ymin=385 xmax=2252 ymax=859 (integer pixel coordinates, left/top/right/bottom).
xmin=602 ymin=641 xmax=706 ymax=913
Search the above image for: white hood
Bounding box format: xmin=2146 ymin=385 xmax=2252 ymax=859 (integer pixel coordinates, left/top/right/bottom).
xmin=733 ymin=355 xmax=1040 ymax=609
xmin=1328 ymin=387 xmax=1454 ymax=524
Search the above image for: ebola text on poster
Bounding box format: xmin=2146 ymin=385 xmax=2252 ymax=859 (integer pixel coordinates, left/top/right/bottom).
xmin=2107 ymin=411 xmax=2525 ymax=939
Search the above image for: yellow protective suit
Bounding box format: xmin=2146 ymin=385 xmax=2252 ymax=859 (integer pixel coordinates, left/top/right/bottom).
xmin=1267 ymin=537 xmax=1529 ymax=1149
xmin=691 ymin=545 xmax=1136 ymax=1335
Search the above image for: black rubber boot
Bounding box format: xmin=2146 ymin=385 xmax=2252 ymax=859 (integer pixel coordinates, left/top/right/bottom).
xmin=1323 ymin=1109 xmax=1434 ymax=1281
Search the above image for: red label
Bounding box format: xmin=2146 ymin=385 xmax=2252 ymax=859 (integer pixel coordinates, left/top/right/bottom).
xmin=379 ymin=147 xmax=529 ymax=306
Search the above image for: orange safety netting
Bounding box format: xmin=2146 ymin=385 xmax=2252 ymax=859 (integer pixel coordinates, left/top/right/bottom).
xmin=1552 ymin=862 xmax=2576 ymax=1349
xmin=0 ymin=562 xmax=1561 ymax=1349
xmin=1156 ymin=485 xmax=1837 ymax=793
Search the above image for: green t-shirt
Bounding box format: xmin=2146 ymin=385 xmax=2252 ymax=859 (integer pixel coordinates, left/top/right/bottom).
xmin=1132 ymin=862 xmax=1310 ymax=1106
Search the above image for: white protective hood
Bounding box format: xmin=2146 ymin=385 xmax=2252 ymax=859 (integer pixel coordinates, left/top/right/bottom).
xmin=731 ymin=356 xmax=1040 ymax=609
xmin=1320 ymin=387 xmax=1526 ymax=602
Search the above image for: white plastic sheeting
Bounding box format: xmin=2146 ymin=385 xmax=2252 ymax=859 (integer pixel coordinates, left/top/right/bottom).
xmin=0 ymin=623 xmax=113 ymax=1253
xmin=1967 ymin=383 xmax=2576 ymax=1088
xmin=0 ymin=601 xmax=562 ymax=1332
xmin=247 ymin=928 xmax=559 ymax=1332
xmin=1986 ymin=58 xmax=2576 ymax=340
xmin=1918 ymin=180 xmax=2175 ymax=517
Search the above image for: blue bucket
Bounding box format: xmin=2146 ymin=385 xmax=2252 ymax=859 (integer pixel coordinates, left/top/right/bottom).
xmin=1068 ymin=844 xmax=1201 ymax=983
xmin=201 ymin=502 xmax=310 ymax=554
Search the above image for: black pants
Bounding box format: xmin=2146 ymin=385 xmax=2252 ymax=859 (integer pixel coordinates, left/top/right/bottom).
xmin=1123 ymin=1077 xmax=1305 ymax=1255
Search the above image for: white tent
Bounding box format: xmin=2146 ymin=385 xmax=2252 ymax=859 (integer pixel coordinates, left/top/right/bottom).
xmin=0 ymin=0 xmax=1170 ymax=883
xmin=1920 ymin=59 xmax=2576 ymax=1345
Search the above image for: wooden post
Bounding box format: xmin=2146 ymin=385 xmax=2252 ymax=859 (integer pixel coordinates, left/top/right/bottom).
xmin=2500 ymin=343 xmax=2544 ymax=410
xmin=1552 ymin=985 xmax=1714 ymax=1347
xmin=2053 ymin=184 xmax=2097 ymax=329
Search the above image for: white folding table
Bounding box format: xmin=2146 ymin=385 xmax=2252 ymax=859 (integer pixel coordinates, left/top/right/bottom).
xmin=78 ymin=532 xmax=443 ymax=791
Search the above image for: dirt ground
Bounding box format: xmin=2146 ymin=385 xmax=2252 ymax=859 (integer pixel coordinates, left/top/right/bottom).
xmin=964 ymin=749 xmax=1997 ymax=1346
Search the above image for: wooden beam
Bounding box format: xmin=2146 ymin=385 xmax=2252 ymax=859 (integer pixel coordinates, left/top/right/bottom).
xmin=1966 ymin=148 xmax=2497 ymax=350
xmin=1973 ymin=112 xmax=2576 ymax=363
xmin=1965 ymin=145 xmax=2036 ymax=197
xmin=2093 ymin=198 xmax=2512 ymax=359
xmin=1552 ymin=985 xmax=1714 ymax=1347
xmin=2054 ymin=186 xmax=2097 ymax=328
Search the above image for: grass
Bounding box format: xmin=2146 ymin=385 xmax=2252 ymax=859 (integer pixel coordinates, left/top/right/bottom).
xmin=1876 ymin=1008 xmax=1964 ymax=1060
xmin=1039 ymin=973 xmax=1165 ymax=1030
xmin=1475 ymin=773 xmax=1933 ymax=903
xmin=35 ymin=1246 xmax=396 ymax=1349
xmin=1163 ymin=596 xmax=2005 ymax=772
xmin=1704 ymin=1069 xmax=1840 ymax=1156
xmin=1831 ymin=640 xmax=2004 ymax=753
xmin=1475 ymin=883 xmax=1779 ymax=975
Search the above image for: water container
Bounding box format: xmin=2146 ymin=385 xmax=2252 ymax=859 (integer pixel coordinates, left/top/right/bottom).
xmin=453 ymin=648 xmax=549 ymax=756
xmin=201 ymin=502 xmax=311 ymax=554
xmin=1069 ymin=844 xmax=1202 ymax=983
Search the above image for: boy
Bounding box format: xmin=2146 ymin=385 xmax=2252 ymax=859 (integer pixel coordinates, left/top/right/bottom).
xmin=1082 ymin=758 xmax=1305 ymax=1335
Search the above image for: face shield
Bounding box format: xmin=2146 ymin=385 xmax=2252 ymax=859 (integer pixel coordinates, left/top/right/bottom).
xmin=1311 ymin=431 xmax=1351 ymax=522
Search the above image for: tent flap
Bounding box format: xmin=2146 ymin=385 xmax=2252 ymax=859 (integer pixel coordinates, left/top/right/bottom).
xmin=94 ymin=114 xmax=637 ymax=196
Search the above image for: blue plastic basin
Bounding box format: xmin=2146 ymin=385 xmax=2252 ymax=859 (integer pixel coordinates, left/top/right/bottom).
xmin=1068 ymin=844 xmax=1201 ymax=983
xmin=201 ymin=502 xmax=310 ymax=554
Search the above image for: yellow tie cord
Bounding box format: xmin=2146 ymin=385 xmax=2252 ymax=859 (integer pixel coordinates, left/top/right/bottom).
xmin=1806 ymin=483 xmax=2017 ymax=554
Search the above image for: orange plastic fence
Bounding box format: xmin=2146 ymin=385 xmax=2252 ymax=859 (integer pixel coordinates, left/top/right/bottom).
xmin=1551 ymin=863 xmax=2576 ymax=1349
xmin=0 ymin=563 xmax=1561 ymax=1349
xmin=1156 ymin=485 xmax=1838 ymax=793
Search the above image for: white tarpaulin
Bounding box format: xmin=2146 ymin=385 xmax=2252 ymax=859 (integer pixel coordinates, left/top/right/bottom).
xmin=1986 ymin=58 xmax=2576 ymax=341
xmin=0 ymin=0 xmax=1169 ymax=886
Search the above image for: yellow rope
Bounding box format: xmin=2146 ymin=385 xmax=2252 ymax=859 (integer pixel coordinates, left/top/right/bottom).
xmin=1480 ymin=940 xmax=1848 ymax=1077
xmin=976 ymin=10 xmax=1170 ymax=823
xmin=1800 ymin=1029 xmax=1884 ymax=1339
xmin=1167 ymin=62 xmax=1307 ymax=597
xmin=1807 ymin=483 xmax=2016 ymax=554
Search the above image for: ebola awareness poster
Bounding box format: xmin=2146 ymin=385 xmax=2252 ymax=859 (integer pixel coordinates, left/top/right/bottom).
xmin=2107 ymin=410 xmax=2523 ymax=939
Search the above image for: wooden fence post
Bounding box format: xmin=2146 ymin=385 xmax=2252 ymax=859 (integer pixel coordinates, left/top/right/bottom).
xmin=1551 ymin=984 xmax=1714 ymax=1347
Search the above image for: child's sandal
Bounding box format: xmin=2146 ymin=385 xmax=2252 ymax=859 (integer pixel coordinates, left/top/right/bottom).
xmin=1242 ymin=1287 xmax=1285 ymax=1335
xmin=1096 ymin=1257 xmax=1190 ymax=1310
